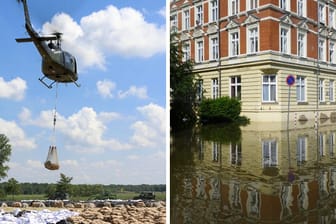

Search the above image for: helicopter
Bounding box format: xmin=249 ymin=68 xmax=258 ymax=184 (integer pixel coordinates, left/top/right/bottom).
xmin=15 ymin=0 xmax=80 ymax=88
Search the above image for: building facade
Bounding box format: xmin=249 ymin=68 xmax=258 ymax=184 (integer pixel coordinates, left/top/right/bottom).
xmin=170 ymin=0 xmax=336 ymax=124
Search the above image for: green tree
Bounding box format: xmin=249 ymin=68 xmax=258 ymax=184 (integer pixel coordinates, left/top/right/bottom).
xmin=170 ymin=33 xmax=198 ymax=130
xmin=55 ymin=173 xmax=73 ymax=199
xmin=0 ymin=134 xmax=12 ymax=180
xmin=5 ymin=178 xmax=21 ymax=200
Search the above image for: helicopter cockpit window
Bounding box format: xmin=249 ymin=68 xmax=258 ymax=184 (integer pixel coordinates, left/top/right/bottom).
xmin=64 ymin=52 xmax=76 ymax=72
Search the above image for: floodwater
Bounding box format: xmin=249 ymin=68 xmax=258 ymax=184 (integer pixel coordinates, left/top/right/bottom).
xmin=170 ymin=122 xmax=336 ymax=224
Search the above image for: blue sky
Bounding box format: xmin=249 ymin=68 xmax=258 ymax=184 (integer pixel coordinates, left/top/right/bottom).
xmin=0 ymin=0 xmax=166 ymax=184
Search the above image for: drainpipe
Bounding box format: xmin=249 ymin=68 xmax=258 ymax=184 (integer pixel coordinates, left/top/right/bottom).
xmin=218 ymin=0 xmax=221 ymax=97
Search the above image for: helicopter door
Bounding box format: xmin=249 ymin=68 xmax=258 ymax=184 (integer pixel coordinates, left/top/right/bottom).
xmin=63 ymin=52 xmax=76 ymax=73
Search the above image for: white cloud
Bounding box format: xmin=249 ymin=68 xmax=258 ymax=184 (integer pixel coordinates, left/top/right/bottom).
xmin=157 ymin=6 xmax=166 ymax=18
xmin=0 ymin=77 xmax=27 ymax=101
xmin=19 ymin=107 xmax=130 ymax=153
xmin=0 ymin=118 xmax=36 ymax=150
xmin=118 ymin=86 xmax=148 ymax=99
xmin=42 ymin=5 xmax=165 ymax=70
xmin=96 ymin=80 xmax=116 ymax=98
xmin=131 ymin=103 xmax=165 ymax=148
xmin=18 ymin=103 xmax=165 ymax=153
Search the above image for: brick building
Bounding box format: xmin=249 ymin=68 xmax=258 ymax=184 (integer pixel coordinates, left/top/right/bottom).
xmin=170 ymin=0 xmax=336 ymax=126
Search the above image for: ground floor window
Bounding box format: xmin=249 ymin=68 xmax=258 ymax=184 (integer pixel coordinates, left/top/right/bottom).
xmin=296 ymin=76 xmax=306 ymax=102
xmin=262 ymin=75 xmax=276 ymax=102
xmin=212 ymin=78 xmax=219 ymax=99
xmin=330 ymin=80 xmax=334 ymax=102
xmin=319 ymin=79 xmax=324 ymax=102
xmin=196 ymin=79 xmax=203 ymax=102
xmin=230 ymin=76 xmax=241 ymax=100
xmin=262 ymin=140 xmax=277 ymax=167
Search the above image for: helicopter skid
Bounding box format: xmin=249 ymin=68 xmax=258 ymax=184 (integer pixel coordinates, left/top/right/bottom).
xmin=39 ymin=76 xmax=55 ymax=89
xmin=38 ymin=75 xmax=80 ymax=89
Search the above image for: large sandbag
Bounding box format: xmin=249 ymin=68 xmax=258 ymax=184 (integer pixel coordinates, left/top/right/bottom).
xmin=44 ymin=145 xmax=59 ymax=170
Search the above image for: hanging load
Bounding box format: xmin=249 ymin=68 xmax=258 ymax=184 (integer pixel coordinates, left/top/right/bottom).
xmin=44 ymin=145 xmax=59 ymax=170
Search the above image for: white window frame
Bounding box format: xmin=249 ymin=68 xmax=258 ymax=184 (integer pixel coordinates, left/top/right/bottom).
xmin=330 ymin=42 xmax=335 ymax=64
xmin=297 ymin=136 xmax=307 ymax=164
xmin=212 ymin=78 xmax=219 ymax=99
xmin=230 ymin=76 xmax=241 ymax=100
xmin=296 ymin=76 xmax=306 ymax=102
xmin=229 ymin=0 xmax=239 ymax=16
xmin=195 ymin=39 xmax=204 ymax=63
xmin=330 ymin=80 xmax=335 ymax=102
xmin=297 ymin=31 xmax=306 ymax=57
xmin=229 ymin=30 xmax=239 ymax=57
xmin=182 ymin=9 xmax=190 ymax=30
xmin=318 ymin=38 xmax=326 ymax=61
xmin=247 ymin=0 xmax=258 ymax=10
xmin=262 ymin=140 xmax=278 ymax=167
xmin=319 ymin=79 xmax=325 ymax=102
xmin=262 ymin=75 xmax=277 ymax=102
xmin=209 ymin=35 xmax=219 ymax=61
xmin=280 ymin=26 xmax=290 ymax=54
xmin=182 ymin=42 xmax=191 ymax=62
xmin=209 ymin=0 xmax=218 ymax=23
xmin=319 ymin=2 xmax=326 ymax=24
xmin=329 ymin=8 xmax=335 ymax=28
xmin=297 ymin=0 xmax=306 ymax=17
xmin=280 ymin=0 xmax=290 ymax=11
xmin=195 ymin=4 xmax=203 ymax=26
xmin=170 ymin=13 xmax=178 ymax=32
xmin=196 ymin=79 xmax=203 ymax=102
xmin=247 ymin=25 xmax=259 ymax=54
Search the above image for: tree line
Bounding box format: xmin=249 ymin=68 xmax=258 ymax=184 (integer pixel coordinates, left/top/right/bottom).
xmin=0 ymin=177 xmax=165 ymax=200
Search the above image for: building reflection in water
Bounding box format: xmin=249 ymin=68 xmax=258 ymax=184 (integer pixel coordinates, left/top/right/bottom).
xmin=171 ymin=122 xmax=336 ymax=223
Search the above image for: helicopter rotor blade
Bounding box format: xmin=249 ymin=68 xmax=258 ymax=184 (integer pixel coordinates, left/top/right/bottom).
xmin=16 ymin=36 xmax=58 ymax=43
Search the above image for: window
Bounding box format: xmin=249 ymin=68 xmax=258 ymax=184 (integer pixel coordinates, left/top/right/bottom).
xmin=280 ymin=27 xmax=290 ymax=54
xmin=182 ymin=10 xmax=190 ymax=30
xmin=248 ymin=0 xmax=258 ymax=10
xmin=170 ymin=14 xmax=177 ymax=32
xmin=296 ymin=76 xmax=306 ymax=102
xmin=329 ymin=8 xmax=335 ymax=28
xmin=319 ymin=133 xmax=325 ymax=156
xmin=319 ymin=79 xmax=324 ymax=102
xmin=231 ymin=76 xmax=241 ymax=100
xmin=318 ymin=38 xmax=326 ymax=61
xmin=330 ymin=42 xmax=335 ymax=63
xmin=319 ymin=3 xmax=326 ymax=24
xmin=210 ymin=36 xmax=219 ymax=60
xmin=196 ymin=79 xmax=203 ymax=102
xmin=231 ymin=143 xmax=242 ymax=166
xmin=195 ymin=39 xmax=204 ymax=63
xmin=212 ymin=78 xmax=219 ymax=99
xmin=230 ymin=31 xmax=239 ymax=56
xmin=182 ymin=42 xmax=190 ymax=62
xmin=262 ymin=75 xmax=276 ymax=102
xmin=248 ymin=26 xmax=258 ymax=53
xmin=195 ymin=4 xmax=203 ymax=26
xmin=329 ymin=133 xmax=335 ymax=157
xmin=230 ymin=0 xmax=239 ymax=16
xmin=280 ymin=0 xmax=290 ymax=10
xmin=297 ymin=32 xmax=306 ymax=57
xmin=262 ymin=140 xmax=278 ymax=167
xmin=297 ymin=0 xmax=306 ymax=17
xmin=212 ymin=142 xmax=219 ymax=162
xmin=330 ymin=80 xmax=334 ymax=102
xmin=297 ymin=136 xmax=307 ymax=165
xmin=209 ymin=0 xmax=218 ymax=22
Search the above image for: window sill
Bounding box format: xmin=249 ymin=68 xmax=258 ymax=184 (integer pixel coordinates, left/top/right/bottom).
xmin=297 ymin=102 xmax=308 ymax=105
xmin=261 ymin=102 xmax=278 ymax=104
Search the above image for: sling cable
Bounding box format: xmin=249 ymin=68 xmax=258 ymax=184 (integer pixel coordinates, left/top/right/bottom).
xmin=44 ymin=82 xmax=60 ymax=170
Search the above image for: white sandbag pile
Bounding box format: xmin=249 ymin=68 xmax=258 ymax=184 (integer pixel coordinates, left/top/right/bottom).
xmin=0 ymin=208 xmax=78 ymax=224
